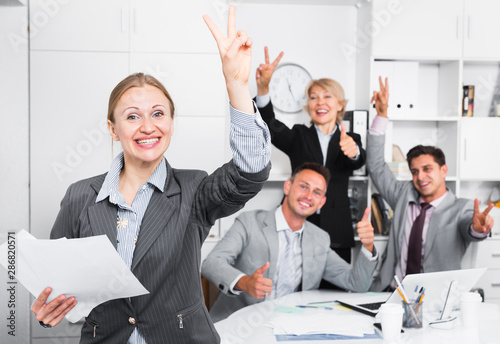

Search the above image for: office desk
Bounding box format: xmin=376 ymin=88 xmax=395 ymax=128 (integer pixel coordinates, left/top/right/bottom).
xmin=214 ymin=290 xmax=500 ymax=344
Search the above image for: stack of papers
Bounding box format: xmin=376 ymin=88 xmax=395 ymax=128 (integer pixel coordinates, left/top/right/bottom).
xmin=267 ymin=306 xmax=381 ymax=341
xmin=0 ymin=230 xmax=149 ymax=322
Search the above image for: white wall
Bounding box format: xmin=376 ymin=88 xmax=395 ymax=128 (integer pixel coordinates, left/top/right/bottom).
xmin=216 ymin=3 xmax=358 ymax=233
xmin=0 ymin=3 xmax=30 ymax=344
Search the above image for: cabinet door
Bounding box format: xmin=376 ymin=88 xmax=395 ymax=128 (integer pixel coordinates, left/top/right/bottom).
xmin=29 ymin=0 xmax=129 ymax=52
xmin=463 ymin=0 xmax=500 ymax=58
xmin=460 ymin=118 xmax=500 ymax=180
xmin=30 ymin=51 xmax=129 ymax=239
xmin=130 ymin=53 xmax=226 ymax=118
xmin=371 ymin=0 xmax=463 ymax=58
xmin=129 ymin=0 xmax=223 ymax=53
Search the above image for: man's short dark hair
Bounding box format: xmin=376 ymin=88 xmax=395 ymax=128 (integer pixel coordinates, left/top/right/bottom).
xmin=291 ymin=162 xmax=331 ymax=185
xmin=406 ymin=145 xmax=446 ymax=168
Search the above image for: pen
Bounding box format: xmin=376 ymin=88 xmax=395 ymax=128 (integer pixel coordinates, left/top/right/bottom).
xmin=394 ymin=275 xmax=421 ymax=326
xmin=307 ymin=300 xmax=336 ymax=304
xmin=395 ymin=286 xmax=407 ymax=303
xmin=296 ymin=305 xmax=334 ymax=310
xmin=412 ymin=285 xmax=419 ymax=302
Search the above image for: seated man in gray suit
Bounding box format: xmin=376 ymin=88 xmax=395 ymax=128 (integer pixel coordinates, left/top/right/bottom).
xmin=201 ymin=162 xmax=378 ymax=322
xmin=368 ymin=77 xmax=494 ymax=292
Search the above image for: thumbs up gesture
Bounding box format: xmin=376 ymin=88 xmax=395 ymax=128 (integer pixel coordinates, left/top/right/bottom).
xmin=339 ymin=123 xmax=358 ymax=158
xmin=235 ymin=262 xmax=273 ymax=299
xmin=356 ymin=207 xmax=374 ymax=254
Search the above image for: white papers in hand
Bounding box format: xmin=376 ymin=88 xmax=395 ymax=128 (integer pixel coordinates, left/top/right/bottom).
xmin=0 ymin=230 xmax=149 ymax=323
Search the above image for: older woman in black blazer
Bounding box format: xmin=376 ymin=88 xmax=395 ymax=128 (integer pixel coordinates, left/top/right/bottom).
xmin=255 ymin=47 xmax=366 ymax=266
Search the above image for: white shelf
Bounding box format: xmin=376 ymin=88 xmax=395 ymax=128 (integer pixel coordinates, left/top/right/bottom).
xmin=390 ymin=116 xmax=459 ymax=122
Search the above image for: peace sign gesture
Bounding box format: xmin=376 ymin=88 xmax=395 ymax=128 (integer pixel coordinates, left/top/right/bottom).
xmin=371 ymin=76 xmax=389 ymax=118
xmin=472 ymin=198 xmax=494 ymax=234
xmin=204 ymin=6 xmax=253 ymax=113
xmin=256 ymin=46 xmax=284 ymax=95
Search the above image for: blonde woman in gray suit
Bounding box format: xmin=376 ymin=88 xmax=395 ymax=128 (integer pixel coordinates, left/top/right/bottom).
xmin=30 ymin=6 xmax=271 ymax=344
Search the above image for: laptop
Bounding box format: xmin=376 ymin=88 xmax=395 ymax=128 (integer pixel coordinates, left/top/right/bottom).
xmin=335 ymin=268 xmax=487 ymax=317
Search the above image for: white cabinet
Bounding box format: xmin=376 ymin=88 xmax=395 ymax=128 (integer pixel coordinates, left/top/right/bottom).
xmin=371 ymin=0 xmax=500 ymax=60
xmin=29 ymin=0 xmax=130 ymax=52
xmin=129 ymin=0 xmax=223 ymax=53
xmin=471 ymin=239 xmax=500 ymax=304
xmin=29 ymin=0 xmax=225 ymax=54
xmin=460 ymin=118 xmax=500 ymax=181
xmin=371 ymin=0 xmax=463 ymax=58
xmin=463 ymin=0 xmax=500 ymax=59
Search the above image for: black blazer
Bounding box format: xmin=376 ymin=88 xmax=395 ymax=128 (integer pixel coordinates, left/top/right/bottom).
xmin=50 ymin=160 xmax=270 ymax=344
xmin=258 ymin=100 xmax=366 ymax=248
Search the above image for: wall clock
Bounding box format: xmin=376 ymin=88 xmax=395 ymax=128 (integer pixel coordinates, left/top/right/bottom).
xmin=269 ymin=63 xmax=312 ymax=113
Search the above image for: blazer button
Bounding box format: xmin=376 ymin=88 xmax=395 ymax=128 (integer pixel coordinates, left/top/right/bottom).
xmin=128 ymin=317 xmax=136 ymax=325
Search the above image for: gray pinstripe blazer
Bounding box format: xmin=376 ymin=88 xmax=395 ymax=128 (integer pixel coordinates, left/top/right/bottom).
xmin=50 ymin=160 xmax=270 ymax=344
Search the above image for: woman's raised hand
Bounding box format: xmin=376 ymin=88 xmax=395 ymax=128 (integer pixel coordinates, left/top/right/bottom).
xmin=204 ymin=6 xmax=253 ymax=113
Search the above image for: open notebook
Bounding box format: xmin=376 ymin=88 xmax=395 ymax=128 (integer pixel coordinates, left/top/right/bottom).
xmin=336 ymin=268 xmax=487 ymax=317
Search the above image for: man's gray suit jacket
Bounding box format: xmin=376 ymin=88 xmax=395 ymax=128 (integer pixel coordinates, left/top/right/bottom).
xmin=201 ymin=209 xmax=377 ymax=322
xmin=50 ymin=160 xmax=270 ymax=344
xmin=367 ymin=133 xmax=484 ymax=292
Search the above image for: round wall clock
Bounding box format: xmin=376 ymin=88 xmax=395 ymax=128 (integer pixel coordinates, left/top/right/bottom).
xmin=269 ymin=63 xmax=312 ymax=113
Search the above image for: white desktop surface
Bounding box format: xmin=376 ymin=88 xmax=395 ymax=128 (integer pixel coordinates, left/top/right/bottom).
xmin=214 ymin=290 xmax=500 ymax=344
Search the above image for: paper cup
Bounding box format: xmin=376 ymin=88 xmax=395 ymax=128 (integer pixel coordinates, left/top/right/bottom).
xmin=460 ymin=292 xmax=481 ymax=328
xmin=379 ymin=303 xmax=404 ymax=343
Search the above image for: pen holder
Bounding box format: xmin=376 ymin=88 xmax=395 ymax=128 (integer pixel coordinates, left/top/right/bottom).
xmin=402 ymin=301 xmax=423 ymax=328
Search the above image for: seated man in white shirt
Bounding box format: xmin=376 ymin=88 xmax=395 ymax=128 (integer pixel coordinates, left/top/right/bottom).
xmin=367 ymin=77 xmax=494 ymax=292
xmin=201 ymin=162 xmax=378 ymax=322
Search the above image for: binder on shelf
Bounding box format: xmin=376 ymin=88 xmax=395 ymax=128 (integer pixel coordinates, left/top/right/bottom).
xmin=462 ymin=85 xmax=474 ymax=117
xmin=348 ymin=179 xmax=368 ymax=233
xmin=371 ymin=61 xmax=418 ymax=118
xmin=343 ymin=110 xmax=368 ymax=176
xmin=371 ymin=193 xmax=391 ymax=236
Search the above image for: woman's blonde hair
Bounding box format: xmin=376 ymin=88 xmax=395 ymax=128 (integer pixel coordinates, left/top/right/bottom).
xmin=107 ymin=73 xmax=175 ymax=123
xmin=304 ymin=78 xmax=348 ymax=124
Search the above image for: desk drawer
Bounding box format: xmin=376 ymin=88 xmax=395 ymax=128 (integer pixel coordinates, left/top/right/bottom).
xmin=475 ymin=240 xmax=500 ymax=269
xmin=476 ymin=269 xmax=500 ymax=299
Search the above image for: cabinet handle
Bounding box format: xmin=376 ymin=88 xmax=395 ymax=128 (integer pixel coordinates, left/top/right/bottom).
xmin=464 ymin=138 xmax=467 ymax=162
xmin=491 ymin=283 xmax=500 ymax=288
xmin=492 ymin=254 xmax=500 ymax=258
xmin=133 ymin=8 xmax=138 ymax=34
xmin=121 ymin=8 xmax=126 ymax=33
xmin=456 ymin=16 xmax=459 ymax=39
xmin=467 ymin=15 xmax=471 ymax=39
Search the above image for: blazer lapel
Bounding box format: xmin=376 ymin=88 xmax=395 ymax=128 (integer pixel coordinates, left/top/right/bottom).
xmin=262 ymin=210 xmax=279 ymax=282
xmin=301 ymin=222 xmax=315 ymax=290
xmin=88 ymin=176 xmax=119 ymax=249
xmin=424 ymin=190 xmax=456 ymax=257
xmin=131 ymin=163 xmax=181 ymax=271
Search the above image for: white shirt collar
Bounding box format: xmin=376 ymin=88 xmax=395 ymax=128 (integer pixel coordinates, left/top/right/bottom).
xmin=274 ymin=206 xmax=304 ymax=235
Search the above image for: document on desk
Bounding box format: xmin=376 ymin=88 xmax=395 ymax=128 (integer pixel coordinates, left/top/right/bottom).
xmin=268 ymin=306 xmax=379 ymax=339
xmin=0 ymin=230 xmax=149 ymax=323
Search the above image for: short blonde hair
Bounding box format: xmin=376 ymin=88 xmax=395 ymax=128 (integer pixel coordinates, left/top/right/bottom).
xmin=305 ymin=78 xmax=348 ymax=124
